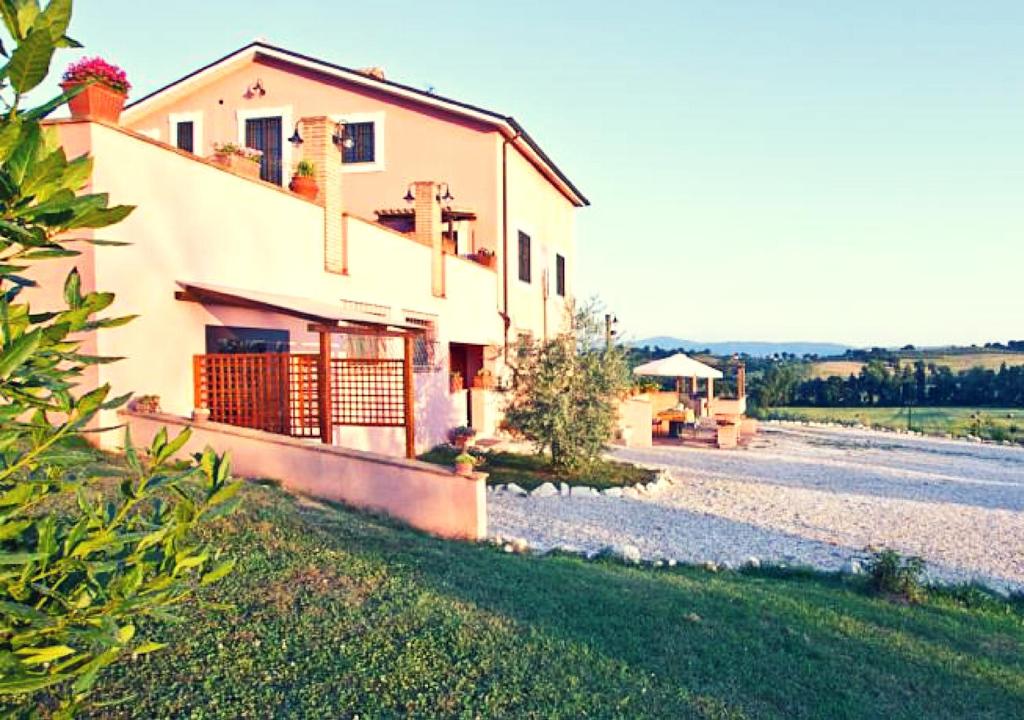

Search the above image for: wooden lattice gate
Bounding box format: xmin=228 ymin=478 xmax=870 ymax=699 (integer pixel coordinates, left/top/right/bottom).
xmin=194 ymin=324 xmax=418 ymax=457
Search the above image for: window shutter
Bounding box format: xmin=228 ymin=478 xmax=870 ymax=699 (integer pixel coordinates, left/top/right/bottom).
xmin=176 ymin=121 xmax=194 ymax=153
xmin=518 ymin=231 xmax=531 ymax=283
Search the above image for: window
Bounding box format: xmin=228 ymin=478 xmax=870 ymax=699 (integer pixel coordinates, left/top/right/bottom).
xmin=245 ymin=116 xmax=284 ymax=185
xmin=342 ymin=121 xmax=375 ymax=164
xmin=556 ymin=254 xmax=566 ymax=297
xmin=406 ymin=317 xmax=437 ymax=372
xmin=518 ymin=231 xmax=531 ymax=283
xmin=176 ymin=121 xmax=194 ymax=153
xmin=168 ymin=112 xmax=202 ymax=154
xmin=205 ymin=326 xmax=289 ymax=354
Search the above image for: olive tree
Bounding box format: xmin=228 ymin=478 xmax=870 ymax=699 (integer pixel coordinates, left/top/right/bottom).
xmin=0 ymin=2 xmax=238 ymax=715
xmin=503 ymin=302 xmax=631 ymax=471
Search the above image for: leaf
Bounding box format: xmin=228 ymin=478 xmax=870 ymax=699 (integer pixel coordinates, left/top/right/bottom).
xmin=200 ymin=558 xmax=235 ymax=586
xmin=115 ymin=624 xmax=134 ymax=644
xmin=62 ymin=266 xmax=80 ymax=308
xmin=0 ymin=328 xmax=40 ymax=379
xmin=34 ymin=0 xmax=69 ymax=42
xmin=0 ymin=672 xmax=64 ymax=694
xmin=15 ymin=644 xmax=75 ymax=665
xmin=7 ymin=24 xmax=53 ymax=94
xmin=131 ymin=641 xmax=166 ymax=656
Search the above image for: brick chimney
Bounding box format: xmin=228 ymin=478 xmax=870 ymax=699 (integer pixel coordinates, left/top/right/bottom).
xmin=412 ymin=181 xmax=444 ymax=297
xmin=301 ymin=116 xmax=345 ymax=274
xmin=737 ymin=362 xmax=746 ymax=398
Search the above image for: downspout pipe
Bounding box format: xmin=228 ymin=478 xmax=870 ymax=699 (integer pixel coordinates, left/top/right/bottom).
xmin=500 ymin=130 xmax=521 ymax=359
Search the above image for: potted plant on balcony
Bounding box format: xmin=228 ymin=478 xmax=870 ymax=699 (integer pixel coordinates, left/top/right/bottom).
xmin=472 ymin=368 xmax=495 ymax=390
xmin=450 ymin=370 xmax=464 ymax=393
xmin=289 ymin=159 xmax=318 ymax=201
xmin=473 ymin=248 xmax=497 ymax=269
xmin=449 ymin=425 xmax=476 ymax=450
xmin=130 ymin=394 xmax=160 ymax=414
xmin=61 ymin=57 xmax=131 ymax=123
xmin=211 ymin=142 xmax=263 ymax=180
xmin=454 ymin=452 xmax=477 ymax=476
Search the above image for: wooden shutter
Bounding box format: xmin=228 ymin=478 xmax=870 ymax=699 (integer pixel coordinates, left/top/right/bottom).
xmin=176 ymin=121 xmax=194 ymax=153
xmin=518 ymin=231 xmax=531 ymax=283
xmin=244 ymin=117 xmax=283 ymax=185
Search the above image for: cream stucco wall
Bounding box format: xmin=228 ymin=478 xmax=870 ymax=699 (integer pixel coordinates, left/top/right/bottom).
xmin=122 ymin=51 xmax=583 ymax=345
xmin=48 ymin=121 xmax=506 ymax=454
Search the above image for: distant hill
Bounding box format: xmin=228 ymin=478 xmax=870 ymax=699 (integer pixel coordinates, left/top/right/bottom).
xmin=634 ymin=337 xmax=852 ymax=358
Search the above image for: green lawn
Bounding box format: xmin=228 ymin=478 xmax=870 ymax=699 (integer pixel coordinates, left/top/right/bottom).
xmin=419 ymin=445 xmax=657 ymax=490
xmin=766 ymin=406 xmax=1023 ymax=443
xmin=85 ymin=483 xmax=1024 ymax=719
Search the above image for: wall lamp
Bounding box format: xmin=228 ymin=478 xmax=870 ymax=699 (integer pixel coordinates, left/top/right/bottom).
xmin=243 ymin=78 xmax=266 ymax=99
xmin=332 ymin=121 xmax=355 ymax=149
xmin=402 ymin=182 xmax=456 ymax=204
xmin=288 ymin=124 xmax=303 ymax=146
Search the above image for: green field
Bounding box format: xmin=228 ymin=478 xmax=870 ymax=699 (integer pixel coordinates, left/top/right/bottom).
xmin=767 ymin=406 xmax=1023 ymax=442
xmin=808 ymin=352 xmax=1024 ymax=380
xmin=81 ymin=482 xmax=1024 ymax=719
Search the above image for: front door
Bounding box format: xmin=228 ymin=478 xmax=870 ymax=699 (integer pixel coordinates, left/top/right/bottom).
xmin=244 ymin=116 xmax=283 ymax=185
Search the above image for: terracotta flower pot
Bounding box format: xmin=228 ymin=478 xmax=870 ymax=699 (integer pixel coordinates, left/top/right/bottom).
xmin=289 ymin=175 xmax=319 ymax=201
xmin=62 ymin=82 xmax=126 ymax=123
xmin=455 ymin=461 xmax=474 ymax=476
xmin=474 ymin=253 xmax=496 ymax=269
xmin=213 ymin=152 xmax=262 ymax=180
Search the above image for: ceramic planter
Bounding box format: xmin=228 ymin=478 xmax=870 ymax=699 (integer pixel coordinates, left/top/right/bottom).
xmin=454 ymin=461 xmax=474 ymax=476
xmin=289 ymin=175 xmax=319 ymax=201
xmin=62 ymin=82 xmax=127 ymax=123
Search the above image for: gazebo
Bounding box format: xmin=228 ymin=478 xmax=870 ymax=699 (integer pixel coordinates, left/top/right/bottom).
xmin=633 ymin=353 xmax=723 ymax=412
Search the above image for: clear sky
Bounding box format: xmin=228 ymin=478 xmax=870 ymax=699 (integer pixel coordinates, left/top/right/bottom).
xmin=48 ymin=1 xmax=1024 ymax=347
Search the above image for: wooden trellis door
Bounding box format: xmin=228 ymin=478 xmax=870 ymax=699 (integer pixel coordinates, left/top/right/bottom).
xmin=312 ymin=324 xmax=418 ymax=459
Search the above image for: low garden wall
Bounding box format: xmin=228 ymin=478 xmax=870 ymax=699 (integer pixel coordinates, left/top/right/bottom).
xmin=119 ymin=410 xmax=487 ymax=540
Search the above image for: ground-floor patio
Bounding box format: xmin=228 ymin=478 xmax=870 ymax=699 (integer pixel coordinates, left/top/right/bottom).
xmin=488 ymin=424 xmax=1024 ymax=593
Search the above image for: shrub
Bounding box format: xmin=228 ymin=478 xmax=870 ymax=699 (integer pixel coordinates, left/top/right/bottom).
xmin=503 ymin=301 xmax=631 ymax=472
xmin=864 ymin=548 xmax=927 ymax=602
xmin=0 ymin=2 xmax=238 ymax=713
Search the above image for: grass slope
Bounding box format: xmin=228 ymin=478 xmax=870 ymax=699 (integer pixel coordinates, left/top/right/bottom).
xmin=88 ymin=483 xmax=1024 ymax=719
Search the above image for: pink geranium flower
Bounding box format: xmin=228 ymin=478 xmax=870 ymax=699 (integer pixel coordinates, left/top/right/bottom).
xmin=62 ymin=57 xmax=131 ymax=94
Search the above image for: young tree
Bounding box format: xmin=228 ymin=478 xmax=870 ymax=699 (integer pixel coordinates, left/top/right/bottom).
xmin=0 ymin=2 xmax=238 ymax=715
xmin=503 ymin=302 xmax=630 ymax=472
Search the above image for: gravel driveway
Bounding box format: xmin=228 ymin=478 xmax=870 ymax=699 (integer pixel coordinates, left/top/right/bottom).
xmin=487 ymin=425 xmax=1024 ymax=593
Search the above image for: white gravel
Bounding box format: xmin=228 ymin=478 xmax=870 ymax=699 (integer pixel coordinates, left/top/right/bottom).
xmin=487 ymin=425 xmax=1024 ymax=593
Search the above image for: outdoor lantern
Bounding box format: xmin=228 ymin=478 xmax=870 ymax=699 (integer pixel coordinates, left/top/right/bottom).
xmin=403 ymin=185 xmax=415 ymax=203
xmin=436 ymin=182 xmax=454 ymax=203
xmin=288 ymin=125 xmax=303 ymax=145
xmin=332 ymin=121 xmax=355 ymax=149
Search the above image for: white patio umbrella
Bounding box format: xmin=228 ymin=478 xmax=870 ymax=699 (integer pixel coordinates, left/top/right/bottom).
xmin=632 ymin=353 xmax=723 ymax=380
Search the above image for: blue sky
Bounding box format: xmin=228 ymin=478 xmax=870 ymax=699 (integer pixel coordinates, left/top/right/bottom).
xmin=48 ymin=1 xmax=1024 ymax=347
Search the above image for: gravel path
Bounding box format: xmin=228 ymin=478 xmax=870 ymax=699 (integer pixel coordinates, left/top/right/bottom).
xmin=487 ymin=425 xmax=1024 ymax=593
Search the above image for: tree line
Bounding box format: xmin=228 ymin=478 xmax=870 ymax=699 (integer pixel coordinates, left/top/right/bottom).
xmin=752 ymin=360 xmax=1024 ymax=409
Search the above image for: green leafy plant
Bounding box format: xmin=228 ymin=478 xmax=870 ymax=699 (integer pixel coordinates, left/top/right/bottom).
xmin=212 ymin=142 xmax=262 ymax=164
xmin=503 ymin=301 xmax=631 ymax=472
xmin=294 ymin=159 xmax=315 ymax=177
xmin=864 ymin=548 xmax=927 ymax=602
xmin=0 ymin=2 xmax=240 ymax=714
